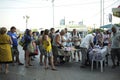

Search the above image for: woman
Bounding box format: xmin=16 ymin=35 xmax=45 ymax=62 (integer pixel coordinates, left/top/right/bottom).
xmin=24 ymin=29 xmax=33 ymax=68
xmin=103 ymin=30 xmax=110 ymax=46
xmin=42 ymin=29 xmax=56 ymax=70
xmin=0 ymin=27 xmax=13 ymax=74
xmin=38 ymin=30 xmax=44 ymax=65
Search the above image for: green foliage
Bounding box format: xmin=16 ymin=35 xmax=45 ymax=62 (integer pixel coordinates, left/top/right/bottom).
xmin=114 ymin=23 xmax=120 ymax=27
xmin=32 ymin=29 xmax=38 ymax=32
xmin=88 ymin=28 xmax=104 ymax=34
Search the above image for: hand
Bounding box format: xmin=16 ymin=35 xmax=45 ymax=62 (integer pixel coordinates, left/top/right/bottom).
xmin=74 ymin=40 xmax=77 ymax=42
xmin=60 ymin=44 xmax=64 ymax=47
xmin=47 ymin=41 xmax=50 ymax=46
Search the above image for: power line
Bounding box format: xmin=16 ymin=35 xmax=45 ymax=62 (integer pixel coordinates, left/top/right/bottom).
xmin=104 ymin=0 xmax=119 ymax=9
xmin=0 ymin=0 xmax=114 ymax=9
xmin=88 ymin=0 xmax=119 ymax=19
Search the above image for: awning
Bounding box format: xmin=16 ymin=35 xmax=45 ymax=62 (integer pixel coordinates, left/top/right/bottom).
xmin=112 ymin=6 xmax=120 ymax=18
xmin=100 ymin=24 xmax=113 ymax=28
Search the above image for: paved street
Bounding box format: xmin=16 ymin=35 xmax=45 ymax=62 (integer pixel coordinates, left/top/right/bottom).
xmin=0 ymin=46 xmax=120 ymax=80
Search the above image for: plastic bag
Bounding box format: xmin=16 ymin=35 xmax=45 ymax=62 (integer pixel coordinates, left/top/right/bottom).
xmin=27 ymin=41 xmax=38 ymax=55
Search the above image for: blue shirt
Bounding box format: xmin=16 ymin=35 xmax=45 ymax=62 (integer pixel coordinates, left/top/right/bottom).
xmin=8 ymin=32 xmax=18 ymax=47
xmin=24 ymin=34 xmax=32 ymax=47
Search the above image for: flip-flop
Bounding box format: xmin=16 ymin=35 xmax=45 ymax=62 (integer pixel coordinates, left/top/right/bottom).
xmin=51 ymin=68 xmax=57 ymax=71
xmin=44 ymin=67 xmax=49 ymax=70
xmin=29 ymin=64 xmax=33 ymax=66
xmin=5 ymin=70 xmax=9 ymax=74
xmin=0 ymin=68 xmax=2 ymax=72
xmin=25 ymin=66 xmax=29 ymax=68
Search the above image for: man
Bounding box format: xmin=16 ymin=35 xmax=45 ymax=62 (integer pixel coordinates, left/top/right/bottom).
xmin=8 ymin=26 xmax=24 ymax=65
xmin=52 ymin=29 xmax=65 ymax=64
xmin=80 ymin=33 xmax=95 ymax=68
xmin=64 ymin=28 xmax=72 ymax=47
xmin=71 ymin=29 xmax=81 ymax=62
xmin=111 ymin=26 xmax=120 ymax=68
xmin=49 ymin=28 xmax=55 ymax=44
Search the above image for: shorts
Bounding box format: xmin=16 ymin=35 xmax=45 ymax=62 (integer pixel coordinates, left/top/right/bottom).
xmin=11 ymin=46 xmax=19 ymax=56
xmin=44 ymin=51 xmax=53 ymax=57
xmin=38 ymin=45 xmax=45 ymax=55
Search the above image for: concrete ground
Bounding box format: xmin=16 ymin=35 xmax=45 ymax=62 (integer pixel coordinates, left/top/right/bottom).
xmin=0 ymin=46 xmax=120 ymax=80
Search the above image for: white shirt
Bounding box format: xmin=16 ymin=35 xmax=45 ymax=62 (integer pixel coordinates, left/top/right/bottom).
xmin=103 ymin=34 xmax=109 ymax=43
xmin=64 ymin=32 xmax=72 ymax=46
xmin=64 ymin=32 xmax=71 ymax=40
xmin=61 ymin=35 xmax=67 ymax=46
xmin=80 ymin=34 xmax=94 ymax=49
xmin=72 ymin=33 xmax=81 ymax=46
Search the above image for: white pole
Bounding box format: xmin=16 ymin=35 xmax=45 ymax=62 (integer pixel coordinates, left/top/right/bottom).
xmin=100 ymin=0 xmax=103 ymax=27
xmin=23 ymin=15 xmax=29 ymax=29
xmin=52 ymin=0 xmax=55 ymax=28
xmin=103 ymin=0 xmax=104 ymax=26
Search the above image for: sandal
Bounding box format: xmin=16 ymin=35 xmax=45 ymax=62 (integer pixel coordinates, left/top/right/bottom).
xmin=25 ymin=65 xmax=29 ymax=68
xmin=0 ymin=68 xmax=2 ymax=72
xmin=39 ymin=62 xmax=43 ymax=66
xmin=51 ymin=68 xmax=57 ymax=71
xmin=29 ymin=64 xmax=33 ymax=66
xmin=5 ymin=70 xmax=9 ymax=74
xmin=44 ymin=67 xmax=49 ymax=70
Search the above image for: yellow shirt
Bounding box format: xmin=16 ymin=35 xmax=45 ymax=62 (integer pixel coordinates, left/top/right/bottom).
xmin=43 ymin=38 xmax=52 ymax=53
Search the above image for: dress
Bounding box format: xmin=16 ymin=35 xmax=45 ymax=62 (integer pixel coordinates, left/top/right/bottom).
xmin=0 ymin=34 xmax=12 ymax=63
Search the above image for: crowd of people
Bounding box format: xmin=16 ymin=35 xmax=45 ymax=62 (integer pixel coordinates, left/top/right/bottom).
xmin=0 ymin=25 xmax=120 ymax=74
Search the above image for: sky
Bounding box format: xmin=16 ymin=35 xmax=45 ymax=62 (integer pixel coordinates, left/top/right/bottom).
xmin=0 ymin=0 xmax=120 ymax=31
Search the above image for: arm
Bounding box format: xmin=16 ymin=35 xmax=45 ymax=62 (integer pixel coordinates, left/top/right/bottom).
xmin=9 ymin=37 xmax=13 ymax=45
xmin=61 ymin=36 xmax=67 ymax=42
xmin=55 ymin=34 xmax=63 ymax=47
xmin=44 ymin=35 xmax=50 ymax=46
xmin=90 ymin=36 xmax=94 ymax=48
xmin=90 ymin=43 xmax=94 ymax=48
xmin=17 ymin=34 xmax=20 ymax=39
xmin=116 ymin=34 xmax=120 ymax=41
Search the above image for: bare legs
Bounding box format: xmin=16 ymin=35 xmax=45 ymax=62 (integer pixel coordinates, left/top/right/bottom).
xmin=40 ymin=54 xmax=43 ymax=65
xmin=73 ymin=51 xmax=80 ymax=62
xmin=5 ymin=64 xmax=9 ymax=74
xmin=44 ymin=56 xmax=56 ymax=70
xmin=25 ymin=50 xmax=31 ymax=68
xmin=50 ymin=56 xmax=56 ymax=70
xmin=0 ymin=64 xmax=9 ymax=74
xmin=0 ymin=64 xmax=2 ymax=72
xmin=44 ymin=56 xmax=47 ymax=69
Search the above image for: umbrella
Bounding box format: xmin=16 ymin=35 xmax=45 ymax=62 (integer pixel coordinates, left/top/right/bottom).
xmin=100 ymin=24 xmax=113 ymax=28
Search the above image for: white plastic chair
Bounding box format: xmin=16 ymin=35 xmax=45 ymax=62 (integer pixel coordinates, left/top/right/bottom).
xmin=91 ymin=46 xmax=108 ymax=72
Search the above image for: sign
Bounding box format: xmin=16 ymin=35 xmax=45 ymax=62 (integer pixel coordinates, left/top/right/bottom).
xmin=109 ymin=13 xmax=112 ymax=22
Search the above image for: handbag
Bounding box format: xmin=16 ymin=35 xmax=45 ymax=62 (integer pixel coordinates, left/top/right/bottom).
xmin=19 ymin=36 xmax=25 ymax=47
xmin=27 ymin=41 xmax=38 ymax=56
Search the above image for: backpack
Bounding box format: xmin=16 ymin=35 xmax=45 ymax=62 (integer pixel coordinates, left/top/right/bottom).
xmin=19 ymin=35 xmax=25 ymax=47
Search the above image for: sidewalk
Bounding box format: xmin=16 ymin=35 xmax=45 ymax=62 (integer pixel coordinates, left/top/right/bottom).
xmin=0 ymin=46 xmax=120 ymax=80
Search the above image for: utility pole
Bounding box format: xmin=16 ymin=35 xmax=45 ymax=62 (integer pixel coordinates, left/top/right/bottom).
xmin=43 ymin=0 xmax=55 ymax=28
xmin=93 ymin=24 xmax=96 ymax=32
xmin=23 ymin=15 xmax=30 ymax=29
xmin=52 ymin=0 xmax=55 ymax=28
xmin=100 ymin=0 xmax=104 ymax=26
xmin=100 ymin=0 xmax=102 ymax=27
xmin=103 ymin=0 xmax=104 ymax=26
